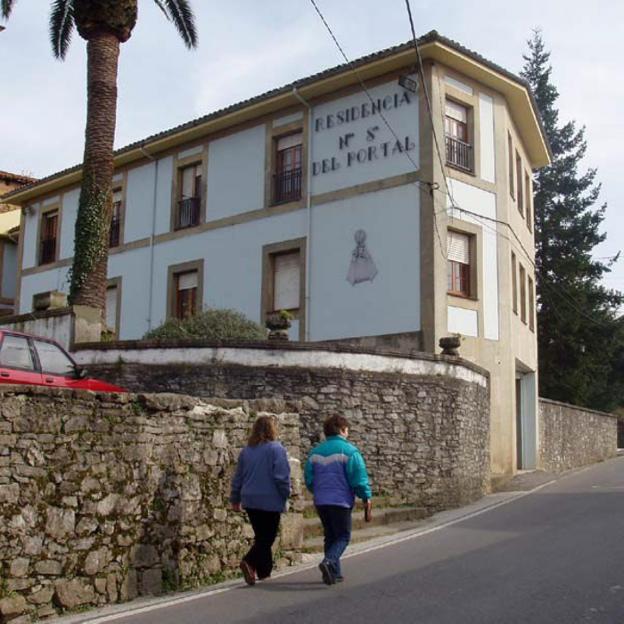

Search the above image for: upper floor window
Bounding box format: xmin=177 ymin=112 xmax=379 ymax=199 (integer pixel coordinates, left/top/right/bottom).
xmin=519 ymin=263 xmax=527 ymax=324
xmin=516 ymin=152 xmax=524 ymax=216
xmin=511 ymin=252 xmax=518 ymax=315
xmin=444 ymin=100 xmax=473 ymax=172
xmin=39 ymin=209 xmax=58 ymax=265
xmin=528 ymin=275 xmax=535 ymax=332
xmin=175 ymin=163 xmax=202 ymax=230
xmin=273 ymin=133 xmax=302 ymax=204
xmin=508 ymin=133 xmax=515 ymax=199
xmin=525 ymin=172 xmax=533 ymax=232
xmin=447 ymin=230 xmax=472 ymax=298
xmin=109 ymin=187 xmax=122 ymax=248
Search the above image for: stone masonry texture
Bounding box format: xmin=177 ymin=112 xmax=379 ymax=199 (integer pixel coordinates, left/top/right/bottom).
xmin=0 ymin=386 xmax=303 ymax=623
xmin=539 ymin=398 xmax=617 ymax=473
xmin=88 ymin=357 xmax=492 ymax=512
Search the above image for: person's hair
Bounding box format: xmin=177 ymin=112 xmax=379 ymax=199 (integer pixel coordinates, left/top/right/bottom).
xmin=248 ymin=415 xmax=278 ymax=446
xmin=323 ymin=414 xmax=349 ymax=437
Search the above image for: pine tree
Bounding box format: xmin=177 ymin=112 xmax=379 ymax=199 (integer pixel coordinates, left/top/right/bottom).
xmin=521 ymin=30 xmax=623 ymax=411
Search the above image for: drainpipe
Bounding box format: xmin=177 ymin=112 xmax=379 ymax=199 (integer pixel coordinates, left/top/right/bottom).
xmin=140 ymin=144 xmax=158 ymax=331
xmin=292 ymin=87 xmax=313 ymax=341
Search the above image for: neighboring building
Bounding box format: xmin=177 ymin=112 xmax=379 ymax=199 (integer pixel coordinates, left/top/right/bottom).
xmin=0 ymin=171 xmax=35 ymax=314
xmin=3 ymin=31 xmax=550 ymax=477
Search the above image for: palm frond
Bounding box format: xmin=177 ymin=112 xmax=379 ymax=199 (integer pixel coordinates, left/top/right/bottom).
xmin=154 ymin=0 xmax=198 ymax=49
xmin=1 ymin=0 xmax=15 ymax=20
xmin=152 ymin=0 xmax=169 ymax=19
xmin=49 ymin=0 xmax=74 ymax=59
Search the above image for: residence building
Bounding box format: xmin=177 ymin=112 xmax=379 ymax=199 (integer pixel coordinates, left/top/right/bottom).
xmin=3 ymin=31 xmax=550 ymax=476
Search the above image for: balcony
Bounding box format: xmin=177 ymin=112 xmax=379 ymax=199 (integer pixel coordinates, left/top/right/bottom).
xmin=273 ymin=168 xmax=302 ymax=204
xmin=109 ymin=215 xmax=121 ymax=248
xmin=175 ymin=197 xmax=201 ymax=230
xmin=445 ymin=136 xmax=473 ymax=173
xmin=39 ymin=238 xmax=56 ymax=265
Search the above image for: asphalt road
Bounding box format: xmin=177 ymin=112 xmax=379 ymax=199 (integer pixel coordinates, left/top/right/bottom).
xmin=74 ymin=457 xmax=624 ymax=624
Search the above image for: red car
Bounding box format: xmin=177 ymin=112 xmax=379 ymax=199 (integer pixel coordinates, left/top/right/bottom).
xmin=0 ymin=330 xmax=125 ymax=392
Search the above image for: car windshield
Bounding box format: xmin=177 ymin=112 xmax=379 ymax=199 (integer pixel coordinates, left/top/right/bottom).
xmin=34 ymin=340 xmax=76 ymax=376
xmin=0 ymin=334 xmax=35 ymax=370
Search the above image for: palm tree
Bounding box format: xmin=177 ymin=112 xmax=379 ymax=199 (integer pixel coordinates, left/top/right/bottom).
xmin=1 ymin=0 xmax=197 ymax=316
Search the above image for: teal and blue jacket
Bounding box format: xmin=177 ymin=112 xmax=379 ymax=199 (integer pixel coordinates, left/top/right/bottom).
xmin=304 ymin=435 xmax=372 ymax=508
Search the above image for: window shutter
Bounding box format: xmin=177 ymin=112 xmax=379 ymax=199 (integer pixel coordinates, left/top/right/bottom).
xmin=181 ymin=166 xmax=197 ymax=198
xmin=447 ymin=232 xmax=470 ymax=264
xmin=274 ymin=252 xmax=300 ymax=310
xmin=113 ymin=188 xmax=123 ymax=204
xmin=277 ymin=133 xmax=302 ymax=151
xmin=445 ymin=100 xmax=467 ymax=123
xmin=178 ymin=271 xmax=198 ymax=291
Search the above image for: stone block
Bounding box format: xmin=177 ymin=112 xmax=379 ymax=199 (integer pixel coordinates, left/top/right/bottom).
xmin=35 ymin=560 xmax=62 ymax=576
xmin=28 ymin=585 xmax=54 ymax=605
xmin=97 ymin=494 xmax=120 ymax=517
xmin=132 ymin=544 xmax=159 ymax=568
xmin=0 ymin=483 xmax=19 ymax=504
xmin=139 ymin=567 xmax=163 ymax=596
xmin=45 ymin=507 xmax=75 ymax=540
xmin=54 ymin=578 xmax=95 ymax=610
xmin=10 ymin=557 xmax=30 ymax=577
xmin=278 ymin=513 xmax=303 ymax=550
xmin=0 ymin=595 xmax=27 ymax=618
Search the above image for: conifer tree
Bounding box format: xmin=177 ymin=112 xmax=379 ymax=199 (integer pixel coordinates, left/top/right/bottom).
xmin=521 ymin=30 xmax=623 ymax=411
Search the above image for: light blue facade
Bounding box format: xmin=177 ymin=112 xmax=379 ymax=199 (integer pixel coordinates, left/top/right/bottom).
xmin=18 ymin=77 xmax=422 ymax=342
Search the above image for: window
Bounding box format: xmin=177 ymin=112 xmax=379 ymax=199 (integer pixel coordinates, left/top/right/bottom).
xmin=511 ymin=252 xmax=518 ymax=314
xmin=445 ymin=100 xmax=472 ymax=172
xmin=516 ymin=152 xmax=523 ymax=216
xmin=272 ymin=251 xmax=301 ymax=312
xmin=39 ymin=210 xmax=58 ymax=265
xmin=447 ymin=231 xmax=472 ymax=297
xmin=34 ymin=340 xmax=75 ymax=376
xmin=174 ymin=271 xmax=198 ymax=320
xmin=105 ymin=282 xmax=120 ymax=338
xmin=519 ymin=263 xmax=527 ymax=324
xmin=528 ymin=276 xmax=535 ymax=332
xmin=508 ymin=133 xmax=515 ymax=198
xmin=109 ymin=187 xmax=122 ymax=248
xmin=525 ymin=172 xmax=532 ymax=232
xmin=0 ymin=334 xmax=35 ymax=370
xmin=273 ymin=133 xmax=302 ymax=204
xmin=175 ymin=163 xmax=202 ymax=229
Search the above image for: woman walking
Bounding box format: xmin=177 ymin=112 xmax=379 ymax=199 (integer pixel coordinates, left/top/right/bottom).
xmin=230 ymin=415 xmax=291 ymax=585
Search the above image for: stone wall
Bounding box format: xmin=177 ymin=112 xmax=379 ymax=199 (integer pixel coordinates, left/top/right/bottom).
xmin=76 ymin=342 xmax=491 ymax=512
xmin=539 ymin=398 xmax=617 ymax=472
xmin=0 ymin=386 xmax=303 ymax=623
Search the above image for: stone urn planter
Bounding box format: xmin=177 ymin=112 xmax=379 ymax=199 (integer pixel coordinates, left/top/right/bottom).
xmin=439 ymin=335 xmax=461 ymax=356
xmin=266 ymin=311 xmax=292 ymax=342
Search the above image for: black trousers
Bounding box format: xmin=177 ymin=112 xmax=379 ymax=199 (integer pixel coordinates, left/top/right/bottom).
xmin=243 ymin=508 xmax=281 ymax=579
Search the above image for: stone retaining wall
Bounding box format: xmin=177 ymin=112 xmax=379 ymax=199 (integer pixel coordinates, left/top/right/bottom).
xmin=76 ymin=342 xmax=491 ymax=512
xmin=539 ymin=398 xmax=617 ymax=472
xmin=0 ymin=386 xmax=303 ymax=623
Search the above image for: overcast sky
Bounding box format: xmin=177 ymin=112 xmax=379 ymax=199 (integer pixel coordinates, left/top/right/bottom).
xmin=1 ymin=0 xmax=622 ymax=292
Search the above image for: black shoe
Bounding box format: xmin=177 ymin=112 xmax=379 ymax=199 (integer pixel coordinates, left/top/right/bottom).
xmin=319 ymin=561 xmax=336 ymax=585
xmin=240 ymin=560 xmax=256 ymax=586
xmin=335 ymin=576 xmax=344 ymax=583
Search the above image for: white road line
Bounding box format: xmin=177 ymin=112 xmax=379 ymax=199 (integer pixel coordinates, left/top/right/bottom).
xmin=69 ymin=479 xmax=557 ymax=624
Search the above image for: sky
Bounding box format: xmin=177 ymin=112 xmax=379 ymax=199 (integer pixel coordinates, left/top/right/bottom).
xmin=1 ymin=0 xmax=622 ymax=292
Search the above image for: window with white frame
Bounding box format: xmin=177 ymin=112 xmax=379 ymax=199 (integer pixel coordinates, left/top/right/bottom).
xmin=447 ymin=231 xmax=472 ymax=297
xmin=272 ymin=251 xmax=301 ymax=312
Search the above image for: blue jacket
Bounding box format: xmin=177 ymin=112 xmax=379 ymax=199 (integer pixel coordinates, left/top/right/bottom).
xmin=230 ymin=441 xmax=291 ymax=513
xmin=304 ymin=436 xmax=372 ymax=508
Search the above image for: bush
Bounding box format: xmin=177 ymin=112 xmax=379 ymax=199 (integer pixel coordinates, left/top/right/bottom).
xmin=144 ymin=308 xmax=267 ymax=342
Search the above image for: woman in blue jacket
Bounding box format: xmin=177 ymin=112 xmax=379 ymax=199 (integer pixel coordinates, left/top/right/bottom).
xmin=230 ymin=415 xmax=291 ymax=585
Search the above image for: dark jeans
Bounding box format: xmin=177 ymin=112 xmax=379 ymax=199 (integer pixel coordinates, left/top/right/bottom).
xmin=316 ymin=505 xmax=352 ymax=577
xmin=243 ymin=508 xmax=281 ymax=579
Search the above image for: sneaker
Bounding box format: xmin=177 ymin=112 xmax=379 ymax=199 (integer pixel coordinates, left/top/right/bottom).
xmin=335 ymin=576 xmax=344 ymax=583
xmin=240 ymin=560 xmax=256 ymax=586
xmin=319 ymin=560 xmax=336 ymax=586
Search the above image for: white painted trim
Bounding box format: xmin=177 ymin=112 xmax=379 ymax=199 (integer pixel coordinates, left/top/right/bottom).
xmin=75 ymin=347 xmax=488 ymax=387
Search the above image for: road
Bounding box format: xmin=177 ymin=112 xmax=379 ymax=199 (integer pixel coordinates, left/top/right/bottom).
xmin=72 ymin=457 xmax=624 ymax=624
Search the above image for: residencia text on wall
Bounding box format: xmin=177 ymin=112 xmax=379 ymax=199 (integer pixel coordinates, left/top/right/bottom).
xmin=312 ymin=89 xmax=417 ymax=176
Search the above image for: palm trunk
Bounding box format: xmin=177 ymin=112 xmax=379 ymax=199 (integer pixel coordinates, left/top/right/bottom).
xmin=69 ymin=32 xmax=120 ymax=312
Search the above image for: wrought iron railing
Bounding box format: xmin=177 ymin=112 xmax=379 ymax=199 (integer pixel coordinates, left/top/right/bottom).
xmin=39 ymin=238 xmax=56 ymax=265
xmin=273 ymin=168 xmax=302 ymax=204
xmin=176 ymin=197 xmax=201 ymax=229
xmin=445 ymin=136 xmax=473 ymax=172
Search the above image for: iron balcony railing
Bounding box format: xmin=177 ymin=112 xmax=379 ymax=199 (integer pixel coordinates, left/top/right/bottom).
xmin=273 ymin=168 xmax=302 ymax=204
xmin=176 ymin=197 xmax=201 ymax=230
xmin=109 ymin=215 xmax=121 ymax=248
xmin=445 ymin=136 xmax=473 ymax=172
xmin=39 ymin=238 xmax=56 ymax=265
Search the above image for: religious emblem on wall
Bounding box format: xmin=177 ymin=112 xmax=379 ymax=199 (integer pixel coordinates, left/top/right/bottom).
xmin=347 ymin=229 xmax=378 ymax=286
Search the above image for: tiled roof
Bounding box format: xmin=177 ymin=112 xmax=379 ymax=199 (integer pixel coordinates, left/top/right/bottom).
xmin=0 ymin=170 xmax=37 ymax=186
xmin=3 ymin=30 xmax=549 ymax=200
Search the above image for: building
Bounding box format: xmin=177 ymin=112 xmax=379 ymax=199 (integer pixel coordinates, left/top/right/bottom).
xmin=3 ymin=31 xmax=550 ymax=477
xmin=0 ymin=171 xmax=35 ymax=314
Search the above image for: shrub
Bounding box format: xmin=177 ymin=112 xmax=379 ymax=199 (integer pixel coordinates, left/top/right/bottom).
xmin=144 ymin=308 xmax=267 ymax=342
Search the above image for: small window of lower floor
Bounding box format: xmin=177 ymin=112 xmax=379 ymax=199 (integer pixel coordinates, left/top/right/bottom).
xmin=447 ymin=230 xmax=476 ymax=298
xmin=167 ymin=260 xmax=204 ymax=321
